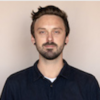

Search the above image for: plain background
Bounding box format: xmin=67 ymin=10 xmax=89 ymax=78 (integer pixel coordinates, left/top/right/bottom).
xmin=0 ymin=1 xmax=100 ymax=95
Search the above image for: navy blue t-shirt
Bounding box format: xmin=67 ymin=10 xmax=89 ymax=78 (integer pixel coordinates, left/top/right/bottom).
xmin=1 ymin=59 xmax=100 ymax=100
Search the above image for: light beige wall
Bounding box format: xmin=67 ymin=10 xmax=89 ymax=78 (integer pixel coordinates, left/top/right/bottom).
xmin=0 ymin=1 xmax=100 ymax=94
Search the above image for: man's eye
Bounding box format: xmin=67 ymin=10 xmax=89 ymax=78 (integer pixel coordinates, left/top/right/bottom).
xmin=54 ymin=31 xmax=60 ymax=33
xmin=39 ymin=31 xmax=45 ymax=34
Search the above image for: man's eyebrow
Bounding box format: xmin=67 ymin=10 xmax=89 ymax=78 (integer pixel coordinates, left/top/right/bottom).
xmin=37 ymin=27 xmax=63 ymax=31
xmin=37 ymin=28 xmax=46 ymax=31
xmin=53 ymin=28 xmax=63 ymax=30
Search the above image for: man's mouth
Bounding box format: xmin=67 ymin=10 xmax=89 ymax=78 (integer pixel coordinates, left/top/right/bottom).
xmin=44 ymin=45 xmax=55 ymax=48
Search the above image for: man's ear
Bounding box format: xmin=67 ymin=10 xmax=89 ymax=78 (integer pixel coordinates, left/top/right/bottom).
xmin=31 ymin=35 xmax=36 ymax=45
xmin=65 ymin=36 xmax=69 ymax=45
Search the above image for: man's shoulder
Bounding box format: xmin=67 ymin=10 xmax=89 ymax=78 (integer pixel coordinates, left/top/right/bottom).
xmin=6 ymin=65 xmax=34 ymax=84
xmin=69 ymin=65 xmax=98 ymax=84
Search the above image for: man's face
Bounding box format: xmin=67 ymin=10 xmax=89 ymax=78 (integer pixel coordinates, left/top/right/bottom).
xmin=32 ymin=15 xmax=69 ymax=60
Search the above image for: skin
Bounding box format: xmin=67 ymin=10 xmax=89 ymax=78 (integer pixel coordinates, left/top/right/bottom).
xmin=31 ymin=15 xmax=69 ymax=78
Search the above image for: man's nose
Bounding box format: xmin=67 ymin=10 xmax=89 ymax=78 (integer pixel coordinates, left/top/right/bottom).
xmin=47 ymin=33 xmax=53 ymax=43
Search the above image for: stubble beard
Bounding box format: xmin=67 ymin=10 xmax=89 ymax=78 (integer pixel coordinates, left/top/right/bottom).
xmin=35 ymin=42 xmax=65 ymax=60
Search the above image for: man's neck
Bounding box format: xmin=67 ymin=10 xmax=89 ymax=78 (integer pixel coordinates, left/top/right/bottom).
xmin=37 ymin=55 xmax=64 ymax=78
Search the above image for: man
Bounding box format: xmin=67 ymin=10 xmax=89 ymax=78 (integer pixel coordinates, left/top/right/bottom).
xmin=1 ymin=5 xmax=100 ymax=100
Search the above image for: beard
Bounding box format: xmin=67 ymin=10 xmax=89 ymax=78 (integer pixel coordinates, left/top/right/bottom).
xmin=35 ymin=41 xmax=65 ymax=60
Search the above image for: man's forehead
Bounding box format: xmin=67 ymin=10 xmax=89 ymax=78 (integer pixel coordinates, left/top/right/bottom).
xmin=34 ymin=15 xmax=65 ymax=30
xmin=35 ymin=15 xmax=64 ymax=24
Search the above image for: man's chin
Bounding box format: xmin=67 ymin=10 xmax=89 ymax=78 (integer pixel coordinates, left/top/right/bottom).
xmin=43 ymin=56 xmax=58 ymax=60
xmin=41 ymin=53 xmax=60 ymax=60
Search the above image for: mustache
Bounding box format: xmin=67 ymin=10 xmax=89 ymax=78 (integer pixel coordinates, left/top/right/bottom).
xmin=43 ymin=42 xmax=57 ymax=46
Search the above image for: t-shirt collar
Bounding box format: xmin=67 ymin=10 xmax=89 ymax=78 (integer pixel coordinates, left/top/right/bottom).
xmin=32 ymin=59 xmax=71 ymax=81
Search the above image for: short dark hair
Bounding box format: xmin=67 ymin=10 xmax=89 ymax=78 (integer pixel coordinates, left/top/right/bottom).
xmin=31 ymin=5 xmax=70 ymax=37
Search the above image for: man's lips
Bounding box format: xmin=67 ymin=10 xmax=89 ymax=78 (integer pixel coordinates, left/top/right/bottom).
xmin=43 ymin=43 xmax=57 ymax=48
xmin=44 ymin=45 xmax=55 ymax=48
